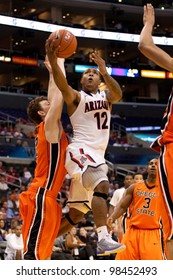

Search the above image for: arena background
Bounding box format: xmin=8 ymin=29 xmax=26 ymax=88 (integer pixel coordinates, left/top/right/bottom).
xmin=1 ymin=0 xmax=172 ymax=169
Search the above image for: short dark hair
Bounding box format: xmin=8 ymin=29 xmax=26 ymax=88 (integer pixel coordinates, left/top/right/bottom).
xmin=27 ymin=96 xmax=47 ymax=125
xmin=82 ymin=68 xmax=101 ymax=78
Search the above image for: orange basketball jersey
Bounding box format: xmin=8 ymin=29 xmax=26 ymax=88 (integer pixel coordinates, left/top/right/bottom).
xmin=31 ymin=122 xmax=68 ymax=194
xmin=129 ymin=181 xmax=162 ymax=229
xmin=19 ymin=122 xmax=68 ymax=260
xmin=116 ymin=181 xmax=167 ymax=260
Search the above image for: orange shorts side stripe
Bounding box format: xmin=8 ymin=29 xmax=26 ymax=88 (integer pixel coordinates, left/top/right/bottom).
xmin=19 ymin=187 xmax=62 ymax=260
xmin=158 ymin=143 xmax=173 ymax=240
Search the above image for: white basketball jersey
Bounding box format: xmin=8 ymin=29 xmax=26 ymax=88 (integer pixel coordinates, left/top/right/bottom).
xmin=70 ymin=90 xmax=111 ymax=152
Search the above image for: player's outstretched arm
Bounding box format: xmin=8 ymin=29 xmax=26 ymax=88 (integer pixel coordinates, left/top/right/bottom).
xmin=138 ymin=3 xmax=173 ymax=73
xmin=44 ymin=55 xmax=66 ymax=103
xmin=45 ymin=39 xmax=79 ymax=106
xmin=44 ymin=56 xmax=65 ymax=143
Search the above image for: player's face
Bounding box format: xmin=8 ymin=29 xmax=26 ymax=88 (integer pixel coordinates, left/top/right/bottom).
xmin=147 ymin=158 xmax=158 ymax=175
xmin=15 ymin=226 xmax=22 ymax=237
xmin=39 ymin=100 xmax=51 ymax=116
xmin=80 ymin=68 xmax=101 ymax=93
xmin=134 ymin=174 xmax=143 ymax=183
xmin=124 ymin=175 xmax=134 ymax=188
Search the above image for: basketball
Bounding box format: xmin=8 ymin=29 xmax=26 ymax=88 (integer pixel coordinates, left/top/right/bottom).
xmin=48 ymin=29 xmax=77 ymax=58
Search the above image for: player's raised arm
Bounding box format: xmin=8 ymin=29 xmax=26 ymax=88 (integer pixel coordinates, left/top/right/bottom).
xmin=138 ymin=3 xmax=173 ymax=73
xmin=91 ymin=52 xmax=122 ymax=103
xmin=44 ymin=56 xmax=65 ymax=143
xmin=45 ymin=39 xmax=80 ymax=107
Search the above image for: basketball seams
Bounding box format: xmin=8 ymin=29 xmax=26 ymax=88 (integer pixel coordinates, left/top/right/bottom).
xmin=56 ymin=29 xmax=65 ymax=57
xmin=59 ymin=36 xmax=76 ymax=56
xmin=59 ymin=32 xmax=74 ymax=52
xmin=58 ymin=29 xmax=66 ymax=49
xmin=55 ymin=30 xmax=60 ymax=40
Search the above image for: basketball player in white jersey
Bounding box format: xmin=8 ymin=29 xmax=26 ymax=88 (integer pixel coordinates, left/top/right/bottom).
xmin=46 ymin=40 xmax=125 ymax=256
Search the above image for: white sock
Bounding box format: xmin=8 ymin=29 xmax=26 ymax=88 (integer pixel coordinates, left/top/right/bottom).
xmin=89 ymin=256 xmax=94 ymax=260
xmin=96 ymin=226 xmax=108 ymax=241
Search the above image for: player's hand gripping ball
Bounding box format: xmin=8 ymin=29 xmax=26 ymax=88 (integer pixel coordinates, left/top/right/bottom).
xmin=48 ymin=29 xmax=77 ymax=58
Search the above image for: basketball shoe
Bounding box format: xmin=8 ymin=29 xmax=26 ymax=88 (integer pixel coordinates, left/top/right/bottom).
xmin=97 ymin=234 xmax=126 ymax=256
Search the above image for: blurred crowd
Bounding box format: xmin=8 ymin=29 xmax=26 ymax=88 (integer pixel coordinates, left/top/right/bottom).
xmin=0 ymin=121 xmax=138 ymax=150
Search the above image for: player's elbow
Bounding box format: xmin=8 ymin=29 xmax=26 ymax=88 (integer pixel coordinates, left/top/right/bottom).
xmin=138 ymin=41 xmax=146 ymax=53
xmin=113 ymin=89 xmax=122 ymax=103
xmin=138 ymin=42 xmax=152 ymax=57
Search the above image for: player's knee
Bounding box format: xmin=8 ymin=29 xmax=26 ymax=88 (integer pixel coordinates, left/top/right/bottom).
xmin=93 ymin=182 xmax=109 ymax=201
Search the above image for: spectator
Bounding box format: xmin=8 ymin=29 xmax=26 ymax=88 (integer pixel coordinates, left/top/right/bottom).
xmin=23 ymin=166 xmax=32 ymax=181
xmin=6 ymin=192 xmax=15 ymax=209
xmin=7 ymin=218 xmax=19 ymax=234
xmin=108 ymin=183 xmax=116 ymax=198
xmin=0 ymin=127 xmax=13 ymax=138
xmin=109 ymin=174 xmax=134 ymax=216
xmin=0 ymin=219 xmax=7 ymax=240
xmin=51 ymin=236 xmax=74 ymax=260
xmin=13 ymin=127 xmax=24 ymax=139
xmin=0 ymin=207 xmax=7 ymax=220
xmin=0 ymin=161 xmax=6 ymax=174
xmin=2 ymin=201 xmax=14 ymax=219
xmin=0 ymin=220 xmax=7 ymax=260
xmin=7 ymin=166 xmax=17 ymax=185
xmin=0 ymin=177 xmax=9 ymax=200
xmin=5 ymin=225 xmax=23 ymax=260
xmin=0 ymin=177 xmax=9 ymax=191
xmin=65 ymin=227 xmax=86 ymax=259
xmin=78 ymin=216 xmax=94 ymax=230
xmin=16 ymin=139 xmax=22 ymax=147
xmin=77 ymin=227 xmax=96 ymax=260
